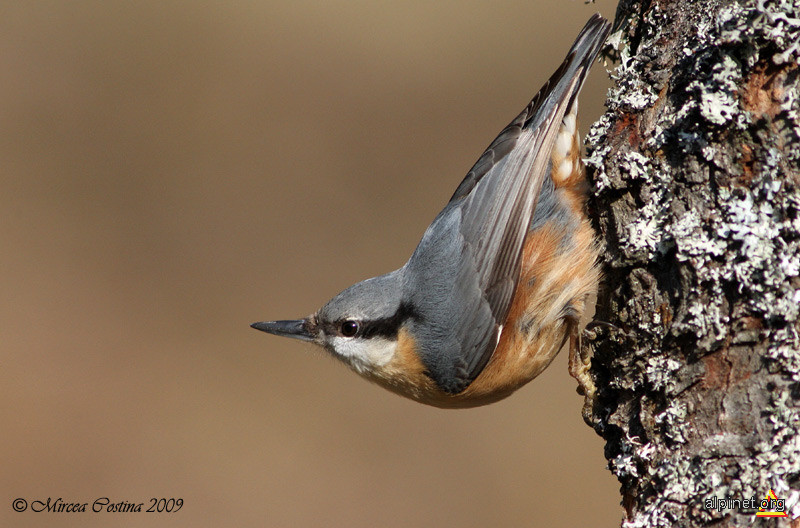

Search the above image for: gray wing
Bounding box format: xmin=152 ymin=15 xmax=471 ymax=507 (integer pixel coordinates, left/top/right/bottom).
xmin=450 ymin=13 xmax=610 ymax=203
xmin=403 ymin=15 xmax=611 ymax=394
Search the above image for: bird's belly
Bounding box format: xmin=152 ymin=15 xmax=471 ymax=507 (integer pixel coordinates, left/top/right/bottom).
xmin=363 ymin=205 xmax=599 ymax=409
xmin=452 ymin=213 xmax=600 ymax=407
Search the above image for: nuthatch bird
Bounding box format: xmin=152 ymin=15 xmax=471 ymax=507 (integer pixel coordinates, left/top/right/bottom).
xmin=252 ymin=15 xmax=611 ymax=408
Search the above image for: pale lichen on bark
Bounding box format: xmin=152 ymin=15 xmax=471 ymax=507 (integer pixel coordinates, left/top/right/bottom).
xmin=584 ymin=0 xmax=800 ymax=526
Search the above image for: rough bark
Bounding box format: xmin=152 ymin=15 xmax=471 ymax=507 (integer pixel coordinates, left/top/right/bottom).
xmin=583 ymin=0 xmax=800 ymax=526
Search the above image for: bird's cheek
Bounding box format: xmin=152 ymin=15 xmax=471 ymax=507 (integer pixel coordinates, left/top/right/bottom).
xmin=328 ymin=336 xmax=398 ymax=374
xmin=362 ymin=338 xmax=398 ymax=369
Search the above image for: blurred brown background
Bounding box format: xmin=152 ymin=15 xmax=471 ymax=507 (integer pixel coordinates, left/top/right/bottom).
xmin=1 ymin=1 xmax=622 ymax=527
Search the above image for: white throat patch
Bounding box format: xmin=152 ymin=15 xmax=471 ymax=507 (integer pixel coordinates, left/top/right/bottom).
xmin=330 ymin=336 xmax=398 ymax=374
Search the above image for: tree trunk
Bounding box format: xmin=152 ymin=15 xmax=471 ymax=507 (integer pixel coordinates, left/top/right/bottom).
xmin=583 ymin=0 xmax=800 ymax=526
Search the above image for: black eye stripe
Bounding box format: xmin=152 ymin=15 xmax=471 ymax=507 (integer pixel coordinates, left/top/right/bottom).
xmin=355 ymin=302 xmax=420 ymax=339
xmin=359 ymin=317 xmax=401 ymax=339
xmin=325 ymin=302 xmax=420 ymax=340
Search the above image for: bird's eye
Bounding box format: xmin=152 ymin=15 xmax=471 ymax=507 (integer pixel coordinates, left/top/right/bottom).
xmin=340 ymin=320 xmax=359 ymax=337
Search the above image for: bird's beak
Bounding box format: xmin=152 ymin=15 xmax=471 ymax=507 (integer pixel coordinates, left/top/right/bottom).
xmin=250 ymin=319 xmax=316 ymax=342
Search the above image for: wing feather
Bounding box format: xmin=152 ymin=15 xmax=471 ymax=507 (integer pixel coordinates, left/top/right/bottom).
xmin=404 ymin=15 xmax=611 ymax=393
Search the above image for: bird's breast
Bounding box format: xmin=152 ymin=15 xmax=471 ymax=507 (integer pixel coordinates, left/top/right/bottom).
xmin=455 ymin=210 xmax=599 ymax=406
xmin=362 ymin=194 xmax=599 ymax=408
